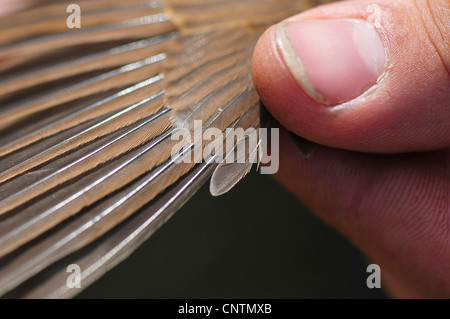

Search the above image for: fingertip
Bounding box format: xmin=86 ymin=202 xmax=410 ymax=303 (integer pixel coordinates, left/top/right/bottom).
xmin=252 ymin=0 xmax=450 ymax=153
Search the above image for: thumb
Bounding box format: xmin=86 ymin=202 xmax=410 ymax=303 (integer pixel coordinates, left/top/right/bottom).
xmin=252 ymin=0 xmax=450 ymax=153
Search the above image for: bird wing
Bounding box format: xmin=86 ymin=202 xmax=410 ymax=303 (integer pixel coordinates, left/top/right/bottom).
xmin=0 ymin=0 xmax=331 ymax=298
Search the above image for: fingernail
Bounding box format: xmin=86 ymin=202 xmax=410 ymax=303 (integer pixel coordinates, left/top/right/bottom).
xmin=288 ymin=132 xmax=316 ymax=158
xmin=276 ymin=19 xmax=386 ymax=105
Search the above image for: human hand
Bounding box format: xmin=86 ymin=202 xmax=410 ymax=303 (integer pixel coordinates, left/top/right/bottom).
xmin=252 ymin=0 xmax=449 ymax=298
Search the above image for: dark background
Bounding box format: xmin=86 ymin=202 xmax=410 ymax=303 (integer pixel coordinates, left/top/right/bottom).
xmin=78 ymin=169 xmax=387 ymax=299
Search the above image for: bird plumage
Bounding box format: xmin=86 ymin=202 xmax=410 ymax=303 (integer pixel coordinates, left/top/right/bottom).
xmin=0 ymin=0 xmax=332 ymax=298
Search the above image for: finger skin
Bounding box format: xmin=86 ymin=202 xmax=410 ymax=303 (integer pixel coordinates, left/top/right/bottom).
xmin=252 ymin=0 xmax=450 ymax=153
xmin=274 ymin=127 xmax=450 ymax=298
xmin=0 ymin=0 xmax=29 ymax=17
xmin=253 ymin=0 xmax=450 ymax=298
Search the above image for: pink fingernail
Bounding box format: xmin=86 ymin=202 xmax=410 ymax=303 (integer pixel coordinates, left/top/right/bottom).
xmin=276 ymin=19 xmax=386 ymax=105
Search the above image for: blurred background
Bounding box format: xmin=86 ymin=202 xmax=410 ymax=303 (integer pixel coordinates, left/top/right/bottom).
xmin=79 ymin=170 xmax=387 ymax=299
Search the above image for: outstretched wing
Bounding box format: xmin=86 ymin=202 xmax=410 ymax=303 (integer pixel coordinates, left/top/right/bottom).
xmin=0 ymin=0 xmax=330 ymax=298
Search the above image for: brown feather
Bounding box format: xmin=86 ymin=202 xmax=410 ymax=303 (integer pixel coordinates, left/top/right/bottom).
xmin=0 ymin=0 xmax=335 ymax=298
